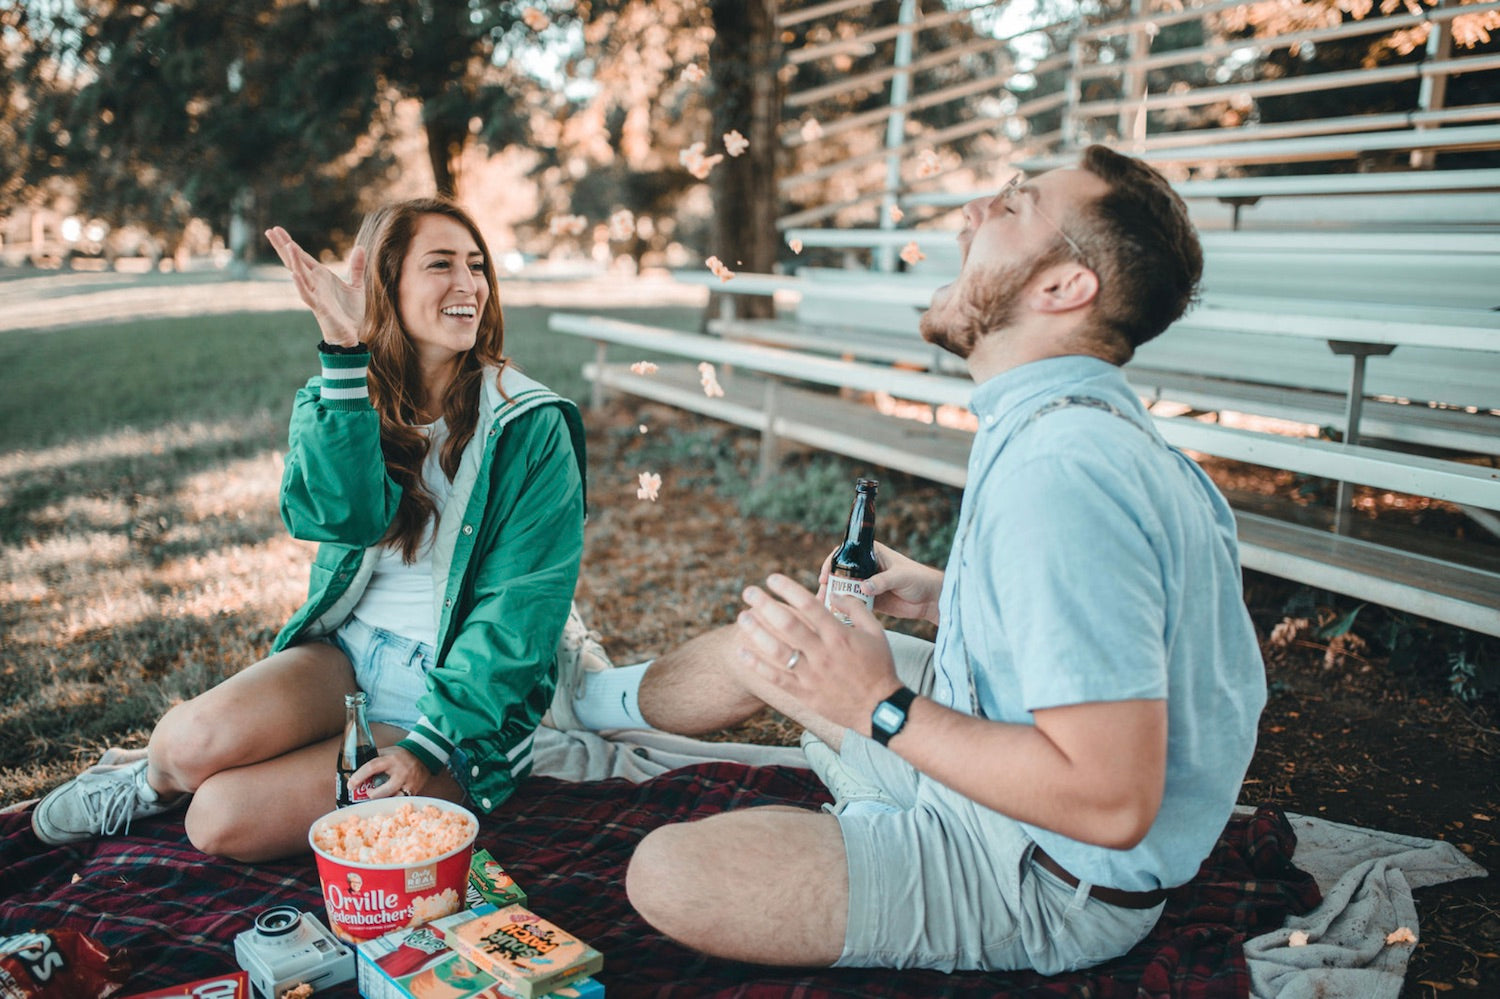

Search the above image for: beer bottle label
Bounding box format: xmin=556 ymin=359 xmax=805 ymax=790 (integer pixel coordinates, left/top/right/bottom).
xmin=825 ymin=575 xmax=874 ymax=624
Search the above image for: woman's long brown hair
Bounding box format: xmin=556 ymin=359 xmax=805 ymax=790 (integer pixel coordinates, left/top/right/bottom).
xmin=354 ymin=198 xmax=508 ymax=562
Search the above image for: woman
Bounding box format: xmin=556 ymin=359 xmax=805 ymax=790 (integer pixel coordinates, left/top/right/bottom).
xmin=30 ymin=198 xmax=586 ymax=861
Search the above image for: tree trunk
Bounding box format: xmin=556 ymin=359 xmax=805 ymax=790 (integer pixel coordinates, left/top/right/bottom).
xmin=709 ymin=0 xmax=781 ymax=321
xmin=422 ymin=107 xmax=464 ymax=198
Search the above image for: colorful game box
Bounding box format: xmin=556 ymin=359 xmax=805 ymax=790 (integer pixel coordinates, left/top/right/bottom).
xmin=466 ymin=850 xmax=526 ymax=910
xmin=438 ymin=905 xmax=603 ymax=999
xmin=356 ymin=920 xmax=601 ymax=999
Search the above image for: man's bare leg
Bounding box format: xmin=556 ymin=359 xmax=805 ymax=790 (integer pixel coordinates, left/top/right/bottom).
xmin=638 ymin=625 xmax=844 ymax=747
xmin=626 ymin=805 xmax=848 ymax=966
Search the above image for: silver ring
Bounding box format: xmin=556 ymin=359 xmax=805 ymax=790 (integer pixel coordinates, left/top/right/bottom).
xmin=784 ymin=649 xmax=801 ymax=671
xmin=401 ymin=787 xmax=413 ymax=796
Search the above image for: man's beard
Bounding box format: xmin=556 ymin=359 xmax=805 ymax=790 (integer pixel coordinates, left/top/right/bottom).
xmin=918 ymin=255 xmax=1049 ymax=360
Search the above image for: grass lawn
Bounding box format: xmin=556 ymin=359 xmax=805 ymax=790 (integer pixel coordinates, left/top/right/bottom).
xmin=0 ymin=304 xmax=699 ymax=796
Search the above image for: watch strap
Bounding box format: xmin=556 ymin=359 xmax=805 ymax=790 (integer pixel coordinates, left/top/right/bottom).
xmin=870 ymin=686 xmax=917 ymax=746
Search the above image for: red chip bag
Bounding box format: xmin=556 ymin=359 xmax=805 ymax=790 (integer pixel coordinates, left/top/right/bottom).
xmin=0 ymin=930 xmax=132 ymax=999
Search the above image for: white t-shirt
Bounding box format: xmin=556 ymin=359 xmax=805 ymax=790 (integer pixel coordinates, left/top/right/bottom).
xmin=351 ymin=419 xmax=453 ymax=647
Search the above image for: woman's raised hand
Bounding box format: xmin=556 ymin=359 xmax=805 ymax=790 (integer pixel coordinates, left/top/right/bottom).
xmin=265 ymin=226 xmax=367 ymax=348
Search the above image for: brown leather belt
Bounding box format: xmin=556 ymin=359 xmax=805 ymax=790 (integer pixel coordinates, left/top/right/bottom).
xmin=1030 ymin=846 xmax=1169 ymax=910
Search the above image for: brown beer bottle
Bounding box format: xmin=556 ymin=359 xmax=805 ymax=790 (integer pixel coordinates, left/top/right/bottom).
xmin=825 ymin=478 xmax=879 ymax=625
xmin=336 ymin=691 xmax=386 ymax=807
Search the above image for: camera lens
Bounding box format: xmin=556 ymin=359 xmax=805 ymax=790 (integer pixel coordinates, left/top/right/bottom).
xmin=254 ymin=905 xmax=304 ymax=942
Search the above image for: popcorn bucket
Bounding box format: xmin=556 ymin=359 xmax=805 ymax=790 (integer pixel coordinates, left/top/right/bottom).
xmin=308 ymin=797 xmax=478 ymax=944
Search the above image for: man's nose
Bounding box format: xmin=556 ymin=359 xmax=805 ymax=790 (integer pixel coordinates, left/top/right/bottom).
xmin=962 ymin=196 xmax=987 ymax=227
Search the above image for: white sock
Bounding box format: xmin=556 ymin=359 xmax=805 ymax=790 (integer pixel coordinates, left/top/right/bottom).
xmin=571 ymin=661 xmax=654 ymax=731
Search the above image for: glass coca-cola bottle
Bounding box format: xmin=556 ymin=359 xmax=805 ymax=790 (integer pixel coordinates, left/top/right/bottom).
xmin=336 ymin=691 xmax=386 ymax=807
xmin=824 ymin=478 xmax=879 ymax=625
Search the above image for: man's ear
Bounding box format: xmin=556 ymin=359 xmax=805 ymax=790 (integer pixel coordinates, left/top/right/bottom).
xmin=1030 ymin=261 xmax=1099 ymax=314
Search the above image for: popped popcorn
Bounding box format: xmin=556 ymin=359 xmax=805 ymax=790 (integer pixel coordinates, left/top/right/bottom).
xmin=313 ymin=803 xmax=473 ymax=864
xmin=723 ymin=130 xmax=749 ymax=157
xmin=1287 ymin=929 xmax=1310 ymax=947
xmin=1385 ymin=926 xmax=1416 ymax=945
xmin=704 ymin=255 xmax=735 ymax=282
xmin=800 ymin=119 xmax=824 ymax=143
xmin=680 ymin=63 xmax=706 ymax=84
xmin=788 ymin=238 xmax=804 ymax=255
xmin=636 ymin=471 xmax=662 ymax=502
xmin=410 ymin=887 xmax=462 ymax=925
xmin=608 ymin=209 xmax=635 ymax=241
xmin=899 ymin=241 xmax=926 ymax=265
xmin=889 ymin=206 xmax=905 ymax=223
xmin=698 ymin=361 xmax=726 ymax=398
xmin=521 ymin=7 xmax=550 ymax=31
xmin=630 ymin=361 xmax=659 ymax=375
xmin=914 ymin=148 xmax=941 ymax=178
xmin=680 ymin=142 xmax=724 ymax=180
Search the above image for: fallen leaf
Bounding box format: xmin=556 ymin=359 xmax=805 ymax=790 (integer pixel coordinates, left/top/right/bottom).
xmin=635 ymin=471 xmax=662 ymax=502
xmin=1288 ymin=930 xmax=1309 ymax=947
xmin=723 ymin=130 xmax=749 ymax=157
xmin=1385 ymin=926 xmax=1417 ymax=945
xmin=1416 ymin=981 xmax=1453 ymax=991
xmin=899 ymin=241 xmax=926 ymax=265
xmin=680 ymin=63 xmax=706 ymax=84
xmin=629 ymin=361 xmax=659 ymax=376
xmin=1473 ymin=813 xmax=1492 ymax=821
xmin=788 ymin=238 xmax=803 ymax=254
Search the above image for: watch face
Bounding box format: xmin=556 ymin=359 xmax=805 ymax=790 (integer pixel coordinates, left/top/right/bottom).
xmin=872 ymin=702 xmax=905 ymax=733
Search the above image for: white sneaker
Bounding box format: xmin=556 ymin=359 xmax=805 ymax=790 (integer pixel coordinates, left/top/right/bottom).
xmin=85 ymin=746 xmax=149 ymax=774
xmin=542 ymin=603 xmax=616 ymax=731
xmin=800 ymin=731 xmax=899 ymax=811
xmin=31 ymin=759 xmax=183 ymax=844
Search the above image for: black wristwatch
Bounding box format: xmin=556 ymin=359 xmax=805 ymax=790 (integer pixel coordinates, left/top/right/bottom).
xmin=870 ymin=686 xmax=917 ymax=746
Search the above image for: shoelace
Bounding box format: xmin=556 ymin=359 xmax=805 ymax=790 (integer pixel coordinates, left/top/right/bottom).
xmin=81 ymin=769 xmax=149 ymax=837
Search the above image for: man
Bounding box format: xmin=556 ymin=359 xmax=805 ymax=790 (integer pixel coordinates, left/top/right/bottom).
xmin=550 ymin=145 xmax=1266 ymax=974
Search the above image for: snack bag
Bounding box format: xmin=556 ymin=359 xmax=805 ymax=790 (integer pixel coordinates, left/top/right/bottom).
xmin=0 ymin=930 xmax=131 ymax=999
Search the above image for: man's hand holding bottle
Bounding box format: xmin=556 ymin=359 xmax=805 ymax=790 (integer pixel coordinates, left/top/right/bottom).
xmin=818 ymin=541 xmax=944 ymax=627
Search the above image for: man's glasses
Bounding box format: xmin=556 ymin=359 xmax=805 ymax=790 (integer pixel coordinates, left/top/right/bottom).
xmin=996 ymin=172 xmax=1094 ymax=271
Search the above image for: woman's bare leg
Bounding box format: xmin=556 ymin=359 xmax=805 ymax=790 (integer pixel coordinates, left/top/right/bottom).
xmin=184 ymin=722 xmax=464 ymax=862
xmin=146 ymin=641 xmax=357 ymax=798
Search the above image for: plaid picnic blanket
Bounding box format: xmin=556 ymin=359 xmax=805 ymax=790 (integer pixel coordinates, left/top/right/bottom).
xmin=1 ymin=762 xmax=1319 ymax=998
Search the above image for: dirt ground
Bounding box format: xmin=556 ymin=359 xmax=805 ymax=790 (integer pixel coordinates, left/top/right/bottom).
xmin=575 ymin=399 xmax=1499 ymax=998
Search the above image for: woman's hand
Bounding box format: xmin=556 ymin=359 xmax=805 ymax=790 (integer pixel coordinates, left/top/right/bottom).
xmin=350 ymin=745 xmax=432 ymax=800
xmin=265 ymin=226 xmax=367 ymax=348
xmin=738 ymin=573 xmax=900 ymax=736
xmin=817 ymin=541 xmax=944 ymax=626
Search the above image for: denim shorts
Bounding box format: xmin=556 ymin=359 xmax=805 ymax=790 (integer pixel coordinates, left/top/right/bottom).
xmin=329 ymin=615 xmax=470 ymax=790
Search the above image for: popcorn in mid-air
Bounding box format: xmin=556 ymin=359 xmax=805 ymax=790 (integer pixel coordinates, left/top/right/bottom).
xmin=521 ymin=7 xmax=550 ymax=31
xmin=788 ymin=239 xmax=803 ymax=255
xmin=723 ymin=130 xmax=749 ymax=157
xmin=630 ymin=361 xmax=659 ymax=376
xmin=636 ymin=471 xmax=662 ymax=502
xmin=914 ymin=148 xmax=942 ymax=178
xmin=680 ymin=142 xmax=725 ymax=180
xmin=800 ymin=119 xmax=824 ymax=143
xmin=899 ymin=241 xmax=926 ymax=265
xmin=698 ymin=361 xmax=726 ymax=398
xmin=704 ymin=255 xmax=735 ymax=282
xmin=608 ymin=209 xmax=636 ymax=241
xmin=680 ymin=63 xmax=706 ymax=84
